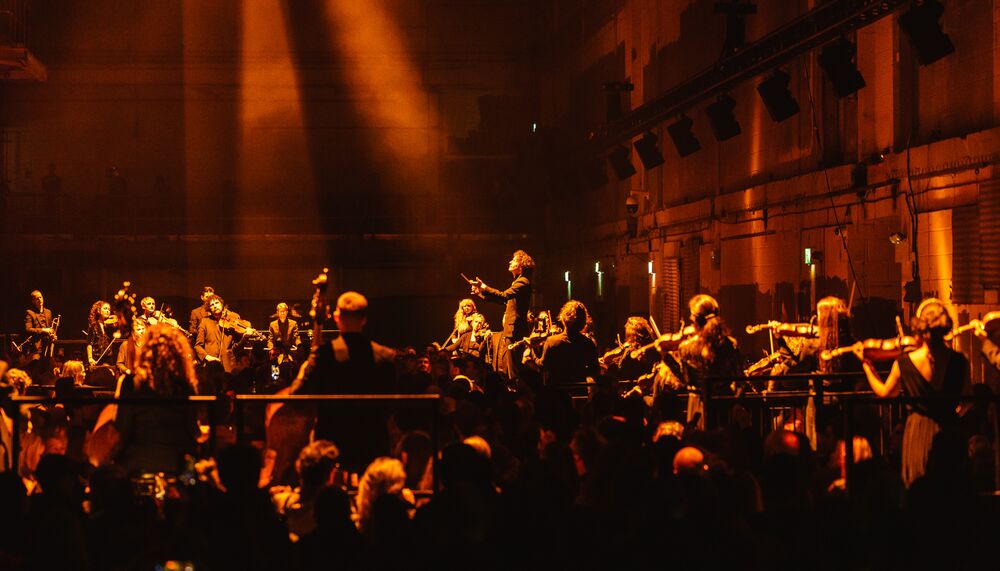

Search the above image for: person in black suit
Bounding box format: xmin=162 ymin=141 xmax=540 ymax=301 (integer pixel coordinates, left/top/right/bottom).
xmin=24 ymin=290 xmax=57 ymax=359
xmin=188 ymin=285 xmax=215 ymax=337
xmin=291 ymin=291 xmax=396 ymax=473
xmin=268 ymin=302 xmax=300 ymax=364
xmin=470 ymin=249 xmax=534 ymax=381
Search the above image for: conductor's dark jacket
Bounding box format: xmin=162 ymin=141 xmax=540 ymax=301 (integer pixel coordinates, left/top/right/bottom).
xmin=480 ymin=275 xmax=532 ymax=340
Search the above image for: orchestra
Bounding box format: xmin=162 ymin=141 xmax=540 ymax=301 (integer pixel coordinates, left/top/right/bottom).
xmin=4 ymin=258 xmax=992 ymax=431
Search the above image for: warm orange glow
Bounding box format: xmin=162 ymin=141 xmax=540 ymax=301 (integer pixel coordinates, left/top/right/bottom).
xmin=239 ymin=0 xmax=319 ymax=232
xmin=749 ymin=93 xmax=763 ymax=178
xmin=323 ymin=0 xmax=435 ymax=192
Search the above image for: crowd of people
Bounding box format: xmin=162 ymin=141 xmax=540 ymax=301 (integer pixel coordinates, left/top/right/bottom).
xmin=1 ymin=250 xmax=999 ymax=568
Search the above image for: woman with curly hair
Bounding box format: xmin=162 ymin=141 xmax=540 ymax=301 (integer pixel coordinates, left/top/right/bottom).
xmin=113 ymin=323 xmax=202 ymax=475
xmin=855 ymin=298 xmax=969 ymax=487
xmin=447 ymin=298 xmax=478 ymax=346
xmin=86 ymin=300 xmax=118 ymax=367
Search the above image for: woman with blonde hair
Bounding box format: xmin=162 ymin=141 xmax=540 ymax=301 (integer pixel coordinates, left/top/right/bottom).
xmin=854 ymin=298 xmax=968 ymax=487
xmin=113 ymin=324 xmax=201 ymax=475
xmin=355 ymin=456 xmax=412 ymax=538
xmin=448 ymin=299 xmax=478 ymax=344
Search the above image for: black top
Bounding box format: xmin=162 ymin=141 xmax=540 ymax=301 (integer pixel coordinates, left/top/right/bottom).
xmin=188 ymin=305 xmax=209 ymax=337
xmin=896 ymin=348 xmax=968 ymax=426
xmin=676 ymin=335 xmax=742 ymax=391
xmin=268 ymin=318 xmax=299 ymax=354
xmin=114 ymin=376 xmax=200 ymax=475
xmin=87 ymin=323 xmax=115 ymax=364
xmin=292 ymin=333 xmax=397 ymax=472
xmin=480 ymin=275 xmax=532 ymax=339
xmin=538 ymin=331 xmax=599 ymax=386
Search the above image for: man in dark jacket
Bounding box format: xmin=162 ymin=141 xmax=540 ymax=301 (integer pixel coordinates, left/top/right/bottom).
xmin=195 ymin=295 xmax=244 ymax=373
xmin=24 ymin=290 xmax=57 ymax=359
xmin=291 ymin=291 xmax=396 ymax=472
xmin=536 ymin=300 xmax=599 ymax=387
xmin=471 ymin=250 xmax=534 ymax=380
xmin=188 ymin=286 xmax=214 ymax=337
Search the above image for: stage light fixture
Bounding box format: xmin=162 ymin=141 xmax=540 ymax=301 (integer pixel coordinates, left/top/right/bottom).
xmin=819 ymin=39 xmax=866 ymax=97
xmin=633 ymin=131 xmax=665 ymax=170
xmin=666 ymin=115 xmax=701 ymax=157
xmin=757 ymin=69 xmax=800 ymax=123
xmin=898 ymin=0 xmax=954 ymax=66
xmin=706 ymin=95 xmax=741 ymax=141
xmin=608 ymin=145 xmax=637 ymax=180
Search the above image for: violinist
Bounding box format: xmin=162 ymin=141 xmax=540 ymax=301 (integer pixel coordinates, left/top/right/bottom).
xmin=670 ymin=295 xmax=741 ymax=429
xmin=446 ymin=299 xmax=478 ymax=346
xmin=854 ymin=298 xmax=969 ymax=487
xmin=601 ymin=316 xmax=657 ymax=381
xmin=137 ymin=296 xmax=160 ymax=327
xmin=770 ymin=296 xmax=858 ymax=387
xmin=195 ymin=294 xmax=246 ymax=373
xmin=268 ymin=302 xmax=300 ymax=364
xmin=86 ymin=300 xmax=121 ymax=367
xmin=532 ymin=300 xmax=599 ymax=387
xmin=443 ymin=312 xmax=491 ymax=359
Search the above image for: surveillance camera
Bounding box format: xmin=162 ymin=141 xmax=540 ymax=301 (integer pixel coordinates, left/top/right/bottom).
xmin=625 ymin=194 xmax=639 ymax=215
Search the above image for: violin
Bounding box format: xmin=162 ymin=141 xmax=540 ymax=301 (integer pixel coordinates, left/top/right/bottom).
xmin=599 ymin=336 xmax=632 ymax=370
xmin=821 ymin=336 xmax=923 ymax=362
xmin=628 ymin=325 xmax=697 ymax=359
xmin=218 ymin=314 xmax=264 ymax=340
xmin=507 ymin=330 xmax=550 ymax=351
xmin=745 ymin=321 xmax=818 ymax=337
xmin=945 ymin=311 xmax=1000 ymax=341
xmin=151 ymin=310 xmax=185 ymax=332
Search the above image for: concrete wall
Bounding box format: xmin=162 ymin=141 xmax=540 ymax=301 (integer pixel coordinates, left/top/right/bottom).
xmin=538 ymin=0 xmax=1000 ymax=381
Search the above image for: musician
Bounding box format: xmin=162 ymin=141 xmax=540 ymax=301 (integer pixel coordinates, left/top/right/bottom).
xmin=443 ymin=312 xmax=492 ymax=359
xmin=290 ymin=291 xmax=396 ymax=472
xmin=446 ymin=299 xmax=478 ymax=345
xmin=268 ymin=302 xmax=300 ymax=364
xmin=195 ymin=294 xmax=245 ymax=373
xmin=773 ymin=296 xmax=858 ymax=381
xmin=117 ymin=320 xmax=146 ymax=375
xmin=471 ymin=250 xmax=534 ymax=380
xmin=606 ymin=316 xmax=658 ymax=382
xmin=24 ymin=290 xmax=57 ymax=359
xmin=666 ymin=295 xmax=741 ymax=429
xmin=188 ymin=286 xmax=215 ymax=336
xmin=86 ymin=300 xmax=119 ymax=367
xmin=137 ymin=296 xmax=159 ymax=327
xmin=533 ymin=300 xmax=599 ymax=387
xmin=855 ymin=298 xmax=969 ymax=487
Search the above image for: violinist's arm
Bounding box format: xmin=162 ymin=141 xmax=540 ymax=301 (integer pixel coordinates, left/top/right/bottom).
xmin=860 ymin=358 xmax=901 ymax=398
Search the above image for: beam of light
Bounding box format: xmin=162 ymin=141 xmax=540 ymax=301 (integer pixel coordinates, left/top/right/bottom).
xmin=239 ymin=0 xmax=319 ymax=235
xmin=323 ymin=0 xmax=436 ymax=195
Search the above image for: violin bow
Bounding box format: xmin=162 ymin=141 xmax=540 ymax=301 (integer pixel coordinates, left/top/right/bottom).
xmin=648 ymin=315 xmax=662 ymax=339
